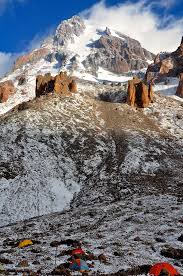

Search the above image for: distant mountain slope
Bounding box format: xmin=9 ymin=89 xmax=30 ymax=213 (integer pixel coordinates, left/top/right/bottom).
xmin=0 ymin=15 xmax=155 ymax=116
xmin=13 ymin=16 xmax=154 ymax=75
xmin=0 ymin=82 xmax=182 ymax=275
xmin=146 ymin=36 xmax=183 ymax=82
xmin=0 ymin=79 xmax=182 ymax=227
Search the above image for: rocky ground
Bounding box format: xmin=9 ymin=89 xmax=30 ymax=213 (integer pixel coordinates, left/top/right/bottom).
xmin=0 ymin=80 xmax=182 ymax=275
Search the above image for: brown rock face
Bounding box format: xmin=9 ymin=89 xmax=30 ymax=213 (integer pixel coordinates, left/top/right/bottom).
xmin=159 ymin=57 xmax=174 ymax=75
xmin=17 ymin=260 xmax=29 ymax=267
xmin=14 ymin=48 xmax=49 ymax=70
xmin=36 ymin=72 xmax=77 ymax=97
xmin=176 ymin=73 xmax=183 ymax=98
xmin=138 ymin=82 xmax=150 ymax=108
xmin=83 ymin=33 xmax=154 ymax=74
xmin=127 ymin=77 xmax=153 ymax=108
xmin=0 ymin=80 xmax=15 ymax=103
xmin=146 ymin=36 xmax=183 ymax=82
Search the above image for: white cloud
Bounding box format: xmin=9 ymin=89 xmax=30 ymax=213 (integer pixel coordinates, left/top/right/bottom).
xmin=0 ymin=29 xmax=53 ymax=78
xmin=26 ymin=27 xmax=55 ymax=51
xmin=0 ymin=0 xmax=27 ymax=15
xmin=0 ymin=52 xmax=17 ymax=77
xmin=81 ymin=0 xmax=183 ymax=53
xmin=159 ymin=0 xmax=175 ymax=9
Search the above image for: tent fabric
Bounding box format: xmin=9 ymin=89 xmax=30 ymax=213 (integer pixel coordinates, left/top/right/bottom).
xmin=149 ymin=262 xmax=180 ymax=276
xmin=69 ymin=259 xmax=89 ymax=272
xmin=18 ymin=239 xmax=33 ymax=248
xmin=72 ymin=248 xmax=85 ymax=256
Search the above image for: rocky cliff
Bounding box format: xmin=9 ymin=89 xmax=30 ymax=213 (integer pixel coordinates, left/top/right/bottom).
xmin=0 ymin=80 xmax=15 ymax=103
xmin=12 ymin=16 xmax=154 ymax=76
xmin=146 ymin=37 xmax=183 ymax=82
xmin=82 ymin=29 xmax=154 ymax=74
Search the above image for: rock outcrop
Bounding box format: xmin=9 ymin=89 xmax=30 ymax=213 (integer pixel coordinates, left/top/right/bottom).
xmin=36 ymin=72 xmax=77 ymax=97
xmin=0 ymin=80 xmax=15 ymax=103
xmin=54 ymin=16 xmax=86 ymax=46
xmin=9 ymin=16 xmax=155 ymax=78
xmin=83 ymin=33 xmax=155 ymax=74
xmin=13 ymin=48 xmax=50 ymax=70
xmin=146 ymin=36 xmax=183 ymax=82
xmin=127 ymin=77 xmax=154 ymax=108
xmin=176 ymin=73 xmax=183 ymax=98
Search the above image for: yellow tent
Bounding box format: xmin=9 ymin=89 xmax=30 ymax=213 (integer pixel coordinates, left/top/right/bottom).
xmin=18 ymin=239 xmax=33 ymax=248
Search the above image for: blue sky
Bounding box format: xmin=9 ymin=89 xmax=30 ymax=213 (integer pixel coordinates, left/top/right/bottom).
xmin=0 ymin=0 xmax=182 ymax=77
xmin=0 ymin=0 xmax=182 ymax=53
xmin=1 ymin=0 xmax=122 ymax=53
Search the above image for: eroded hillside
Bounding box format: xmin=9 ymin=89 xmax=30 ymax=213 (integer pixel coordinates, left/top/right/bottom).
xmin=0 ymin=81 xmax=182 ymax=274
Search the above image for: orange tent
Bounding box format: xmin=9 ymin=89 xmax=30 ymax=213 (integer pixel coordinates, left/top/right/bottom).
xmin=149 ymin=262 xmax=180 ymax=276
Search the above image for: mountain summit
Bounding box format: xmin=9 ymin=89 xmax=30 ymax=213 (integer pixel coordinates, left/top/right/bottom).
xmin=13 ymin=15 xmax=154 ymax=78
xmin=0 ymin=15 xmax=155 ymax=115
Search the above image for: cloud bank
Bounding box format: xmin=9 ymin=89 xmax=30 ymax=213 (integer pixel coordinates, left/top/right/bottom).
xmin=0 ymin=52 xmax=17 ymax=77
xmin=81 ymin=0 xmax=183 ymax=53
xmin=0 ymin=0 xmax=182 ymax=77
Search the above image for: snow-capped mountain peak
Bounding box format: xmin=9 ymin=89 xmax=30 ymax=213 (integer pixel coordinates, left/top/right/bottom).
xmin=0 ymin=15 xmax=156 ymax=115
xmin=54 ymin=15 xmax=86 ymax=46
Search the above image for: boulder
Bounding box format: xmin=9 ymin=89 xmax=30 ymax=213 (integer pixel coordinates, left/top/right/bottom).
xmin=176 ymin=73 xmax=183 ymax=98
xmin=18 ymin=76 xmax=26 ymax=86
xmin=50 ymin=240 xmax=62 ymax=247
xmin=17 ymin=260 xmax=29 ymax=267
xmin=106 ymin=264 xmax=151 ymax=276
xmin=51 ymin=264 xmax=71 ymax=276
xmin=0 ymin=80 xmax=15 ymax=103
xmin=0 ymin=258 xmax=13 ymax=264
xmin=98 ymin=253 xmax=108 ymax=264
xmin=161 ymin=246 xmax=183 ymax=260
xmin=36 ymin=72 xmax=76 ymax=97
xmin=127 ymin=77 xmax=153 ymax=108
xmin=178 ymin=234 xmax=183 ymax=242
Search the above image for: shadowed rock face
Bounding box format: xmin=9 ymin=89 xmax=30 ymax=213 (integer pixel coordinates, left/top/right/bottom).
xmin=127 ymin=77 xmax=154 ymax=108
xmin=0 ymin=80 xmax=15 ymax=103
xmin=36 ymin=72 xmax=77 ymax=97
xmin=176 ymin=73 xmax=183 ymax=98
xmin=146 ymin=36 xmax=183 ymax=82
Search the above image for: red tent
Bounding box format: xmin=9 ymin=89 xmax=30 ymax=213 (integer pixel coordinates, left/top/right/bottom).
xmin=149 ymin=262 xmax=180 ymax=276
xmin=71 ymin=248 xmax=85 ymax=256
